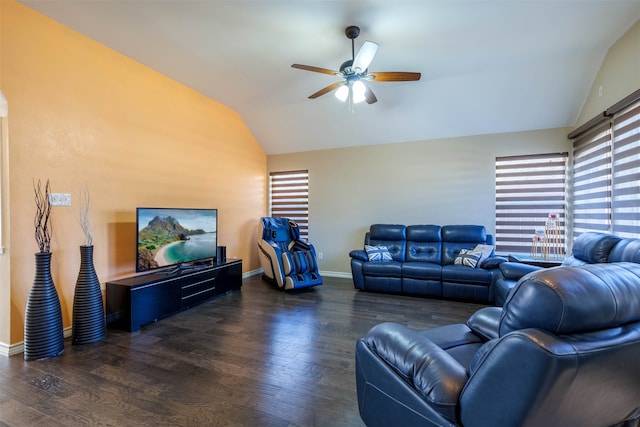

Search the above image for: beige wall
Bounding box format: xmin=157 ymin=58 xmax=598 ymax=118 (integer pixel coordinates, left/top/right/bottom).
xmin=268 ymin=128 xmax=571 ymax=275
xmin=1 ymin=1 xmax=267 ymax=346
xmin=575 ymin=19 xmax=640 ymax=127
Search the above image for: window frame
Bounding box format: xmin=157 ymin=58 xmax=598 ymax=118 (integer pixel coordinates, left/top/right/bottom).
xmin=570 ymin=97 xmax=640 ymax=239
xmin=268 ymin=170 xmax=310 ymax=240
xmin=495 ymin=152 xmax=568 ymax=256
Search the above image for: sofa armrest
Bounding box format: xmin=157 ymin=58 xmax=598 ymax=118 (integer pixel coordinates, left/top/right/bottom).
xmin=466 ymin=307 xmax=501 ymax=341
xmin=349 ymin=249 xmax=368 ymax=262
xmin=363 ymin=322 xmax=467 ymax=421
xmin=479 ymin=256 xmax=508 ymax=269
xmin=498 ymin=261 xmax=542 ymax=280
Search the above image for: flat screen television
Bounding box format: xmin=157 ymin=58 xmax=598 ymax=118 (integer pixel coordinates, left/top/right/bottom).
xmin=136 ymin=207 xmax=218 ymax=273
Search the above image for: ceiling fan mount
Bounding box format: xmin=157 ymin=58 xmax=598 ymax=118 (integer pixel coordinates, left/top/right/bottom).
xmin=344 ymin=25 xmax=360 ymax=40
xmin=291 ymin=25 xmax=421 ymax=106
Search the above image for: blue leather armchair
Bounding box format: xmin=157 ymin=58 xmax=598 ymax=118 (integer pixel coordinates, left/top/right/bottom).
xmin=257 ymin=217 xmax=322 ymax=290
xmin=356 ymin=262 xmax=640 ymax=427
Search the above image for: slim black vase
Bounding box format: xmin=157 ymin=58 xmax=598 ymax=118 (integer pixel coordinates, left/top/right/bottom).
xmin=24 ymin=252 xmax=65 ymax=361
xmin=72 ymin=245 xmax=106 ymax=345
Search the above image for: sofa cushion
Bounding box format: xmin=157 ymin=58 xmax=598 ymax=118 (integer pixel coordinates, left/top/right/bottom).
xmin=442 ymin=225 xmax=487 ymax=243
xmin=417 ymin=323 xmax=484 ymax=369
xmin=441 ymin=225 xmax=488 ymax=265
xmin=500 ymin=262 xmax=640 ymax=336
xmin=442 ymin=264 xmax=492 ymax=285
xmin=363 ymin=260 xmax=403 ymax=277
xmin=406 ymin=225 xmax=442 ymax=263
xmin=368 ymin=224 xmax=407 ymax=262
xmin=369 ymin=223 xmax=406 ymax=241
xmin=365 ymin=245 xmax=393 ymax=262
xmin=570 ymin=231 xmax=622 ymax=263
xmin=402 ymin=262 xmax=442 ymax=280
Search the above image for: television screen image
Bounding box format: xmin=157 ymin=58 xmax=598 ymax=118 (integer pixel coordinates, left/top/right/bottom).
xmin=136 ymin=207 xmax=218 ymax=272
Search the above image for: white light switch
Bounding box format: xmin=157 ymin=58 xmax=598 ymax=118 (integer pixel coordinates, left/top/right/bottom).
xmin=49 ymin=193 xmax=72 ymax=206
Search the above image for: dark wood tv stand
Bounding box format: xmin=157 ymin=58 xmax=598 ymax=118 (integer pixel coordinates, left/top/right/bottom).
xmin=106 ymin=259 xmax=242 ymax=332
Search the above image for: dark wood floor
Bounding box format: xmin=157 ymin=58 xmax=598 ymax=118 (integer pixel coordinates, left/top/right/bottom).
xmin=0 ymin=275 xmax=486 ymax=426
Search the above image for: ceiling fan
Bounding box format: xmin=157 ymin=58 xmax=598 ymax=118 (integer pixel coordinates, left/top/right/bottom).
xmin=292 ymin=26 xmax=421 ymax=107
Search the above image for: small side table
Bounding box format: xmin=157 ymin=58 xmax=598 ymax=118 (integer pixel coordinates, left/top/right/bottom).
xmin=508 ymin=254 xmax=564 ymax=268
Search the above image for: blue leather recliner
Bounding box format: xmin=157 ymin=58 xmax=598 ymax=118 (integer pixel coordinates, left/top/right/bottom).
xmin=355 ymin=262 xmax=640 ymax=427
xmin=257 ymin=217 xmax=322 ymax=290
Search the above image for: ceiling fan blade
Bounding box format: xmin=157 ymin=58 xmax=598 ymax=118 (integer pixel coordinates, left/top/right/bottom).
xmin=368 ymin=71 xmax=421 ymax=82
xmin=308 ymin=81 xmax=344 ymax=99
xmin=363 ymin=83 xmax=377 ymax=104
xmin=352 ymin=41 xmax=378 ymax=73
xmin=292 ymin=64 xmax=340 ymax=76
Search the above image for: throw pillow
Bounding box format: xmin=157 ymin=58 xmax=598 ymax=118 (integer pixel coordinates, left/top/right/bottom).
xmin=473 ymin=244 xmax=495 ymax=266
xmin=454 ymin=249 xmax=482 ymax=268
xmin=365 ymin=245 xmax=393 ymax=262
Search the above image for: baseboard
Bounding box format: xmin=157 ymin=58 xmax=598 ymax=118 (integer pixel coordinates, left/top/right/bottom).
xmin=319 ymin=270 xmax=352 ymax=279
xmin=244 ymin=268 xmax=351 ymax=280
xmin=241 ymin=267 xmax=351 ymax=280
xmin=0 ymin=341 xmax=12 ymax=357
xmin=243 ymin=268 xmax=263 ymax=279
xmin=0 ymin=326 xmax=72 ymax=358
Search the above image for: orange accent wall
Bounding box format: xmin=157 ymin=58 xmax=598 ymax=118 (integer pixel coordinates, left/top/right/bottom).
xmin=1 ymin=1 xmax=266 ymax=344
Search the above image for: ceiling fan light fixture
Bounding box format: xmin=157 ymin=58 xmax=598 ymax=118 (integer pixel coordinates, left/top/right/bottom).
xmin=292 ymin=25 xmax=421 ymax=106
xmin=335 ymin=85 xmax=349 ymax=102
xmin=352 ymin=80 xmax=366 ymax=104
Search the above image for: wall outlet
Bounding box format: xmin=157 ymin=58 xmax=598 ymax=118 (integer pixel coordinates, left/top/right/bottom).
xmin=49 ymin=193 xmax=72 ymax=206
xmin=318 ymin=252 xmax=323 ymax=260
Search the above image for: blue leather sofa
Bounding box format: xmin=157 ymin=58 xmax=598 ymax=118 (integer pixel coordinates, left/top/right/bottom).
xmin=356 ymin=262 xmax=640 ymax=427
xmin=349 ymin=224 xmax=503 ymax=303
xmin=493 ymin=231 xmax=640 ymax=305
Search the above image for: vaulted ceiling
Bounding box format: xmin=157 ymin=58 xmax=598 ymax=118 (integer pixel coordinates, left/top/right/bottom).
xmin=20 ymin=1 xmax=640 ymax=155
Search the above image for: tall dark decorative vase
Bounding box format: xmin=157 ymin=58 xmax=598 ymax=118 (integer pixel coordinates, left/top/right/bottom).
xmin=24 ymin=252 xmax=65 ymax=361
xmin=72 ymin=245 xmax=106 ymax=345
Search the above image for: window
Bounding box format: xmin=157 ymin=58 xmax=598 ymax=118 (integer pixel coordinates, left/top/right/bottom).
xmin=570 ymin=96 xmax=640 ymax=238
xmin=269 ymin=170 xmax=309 ymax=240
xmin=612 ymin=101 xmax=640 ymax=237
xmin=572 ymin=121 xmax=612 ymax=235
xmin=495 ymin=153 xmax=568 ymax=255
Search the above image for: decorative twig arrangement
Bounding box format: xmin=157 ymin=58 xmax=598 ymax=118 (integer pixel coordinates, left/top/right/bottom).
xmin=33 ymin=179 xmax=52 ymax=253
xmin=78 ymin=185 xmax=93 ymax=246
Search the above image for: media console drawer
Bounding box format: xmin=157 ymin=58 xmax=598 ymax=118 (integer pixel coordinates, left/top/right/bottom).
xmin=106 ymin=260 xmax=242 ymax=332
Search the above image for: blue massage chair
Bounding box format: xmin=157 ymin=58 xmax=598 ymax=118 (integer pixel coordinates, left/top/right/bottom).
xmin=258 ymin=217 xmax=323 ymax=290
